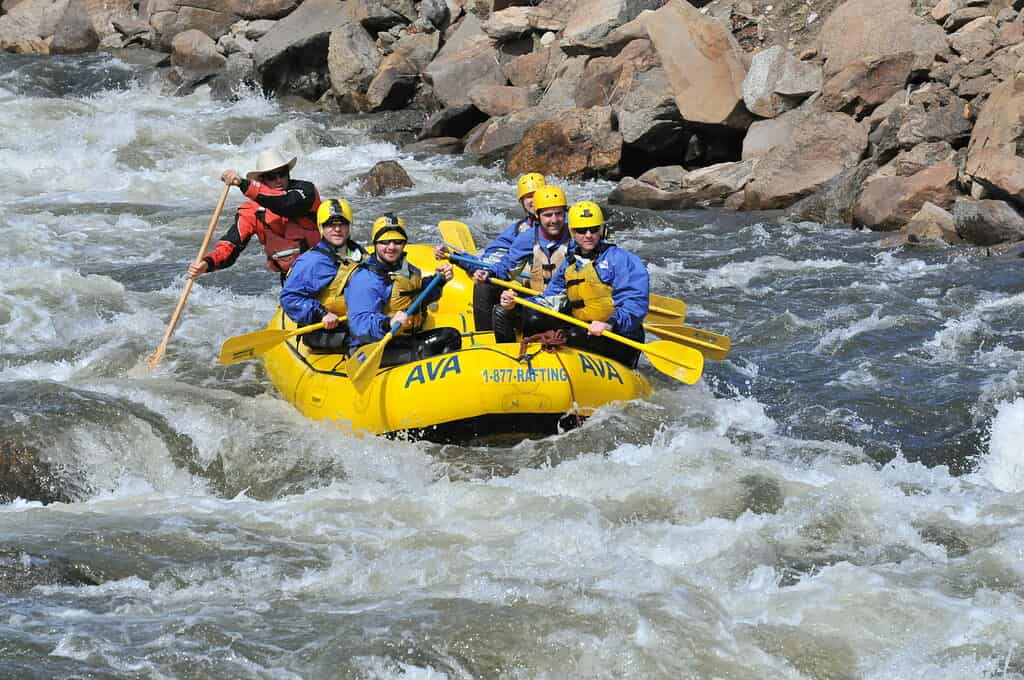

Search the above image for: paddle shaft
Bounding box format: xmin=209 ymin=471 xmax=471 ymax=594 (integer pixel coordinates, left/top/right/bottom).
xmin=148 ymin=183 xmax=231 ymax=368
xmin=448 ymin=252 xmax=683 ymax=319
xmin=348 ymin=274 xmax=445 ymax=390
xmin=218 ymin=320 xmax=330 ymax=365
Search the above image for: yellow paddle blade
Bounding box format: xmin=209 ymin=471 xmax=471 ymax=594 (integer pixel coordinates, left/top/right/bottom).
xmin=644 ymin=322 xmax=731 ymax=361
xmin=643 ymin=340 xmax=704 ymax=385
xmin=439 ymin=220 xmax=479 ymax=255
xmin=346 ymin=332 xmax=391 ymax=393
xmin=648 ymin=293 xmax=687 ymax=324
xmin=218 ymin=321 xmax=326 ymax=366
xmin=510 ymin=296 xmax=703 ymax=385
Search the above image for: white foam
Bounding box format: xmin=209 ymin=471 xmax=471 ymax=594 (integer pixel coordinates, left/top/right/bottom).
xmin=978 ymin=399 xmax=1024 ymax=493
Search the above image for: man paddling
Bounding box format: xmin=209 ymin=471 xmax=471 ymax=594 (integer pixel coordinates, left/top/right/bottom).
xmin=345 ymin=214 xmax=461 ymax=367
xmin=279 ymin=199 xmax=367 ymax=353
xmin=188 ymin=149 xmax=322 ymax=284
xmin=434 ymin=173 xmax=546 ymax=331
xmin=496 ymin=201 xmax=649 ymax=367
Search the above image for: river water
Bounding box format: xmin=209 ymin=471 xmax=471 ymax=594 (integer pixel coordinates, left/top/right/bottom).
xmin=2 ymin=52 xmax=1023 ymax=679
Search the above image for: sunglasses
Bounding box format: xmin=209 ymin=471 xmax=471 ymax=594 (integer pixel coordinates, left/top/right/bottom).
xmin=376 ymin=239 xmax=406 ymax=246
xmin=572 ymin=226 xmax=602 ymax=234
xmin=321 ymin=220 xmax=349 ymax=229
xmin=259 ymin=169 xmax=289 ymax=181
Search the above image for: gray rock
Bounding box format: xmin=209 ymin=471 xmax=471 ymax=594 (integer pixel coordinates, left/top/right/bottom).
xmin=954 ymin=197 xmax=1024 ymax=245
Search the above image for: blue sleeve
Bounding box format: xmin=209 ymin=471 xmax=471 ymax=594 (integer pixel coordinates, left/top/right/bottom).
xmin=490 ymin=229 xmax=535 ymax=281
xmin=604 ymin=249 xmax=649 ymax=335
xmin=480 ymin=221 xmax=521 ymax=264
xmin=345 ymin=269 xmax=391 ymax=344
xmin=279 ymin=251 xmax=335 ymax=325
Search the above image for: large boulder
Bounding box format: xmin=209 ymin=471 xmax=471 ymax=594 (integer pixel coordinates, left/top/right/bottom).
xmin=536 ymin=53 xmax=588 ymax=111
xmin=365 ymin=30 xmax=440 ymax=111
xmin=326 ymin=20 xmax=380 ymax=111
xmin=357 ymin=159 xmax=414 ymax=196
xmin=506 ymin=105 xmax=622 ymax=178
xmin=644 ymin=0 xmax=749 ymax=129
xmin=819 ymin=52 xmax=916 ymax=120
xmin=965 ymin=75 xmax=1024 ymax=208
xmin=504 ymin=42 xmax=566 ymax=88
xmin=469 ymin=84 xmax=537 ymax=116
xmin=949 ymin=16 xmax=998 ymax=63
xmin=463 ymin=106 xmax=554 ymax=164
xmin=148 ymin=0 xmax=238 ymax=50
xmin=903 ymin=201 xmax=959 ymax=245
xmin=741 ymin=106 xmax=810 ymax=161
xmin=0 ymin=0 xmax=71 ymax=53
xmin=252 ymin=0 xmax=352 ymax=98
xmin=954 ymin=197 xmax=1024 ymax=245
xmin=744 ymin=112 xmax=868 ymax=209
xmin=788 ymin=157 xmax=880 ymax=226
xmin=49 ymin=0 xmax=99 ymax=52
xmin=742 ymin=46 xmax=821 ymax=119
xmin=575 ymin=39 xmax=684 ymax=161
xmin=609 ymin=160 xmax=756 ymax=209
xmin=170 ymin=27 xmax=226 ymax=89
xmin=852 ymin=159 xmax=958 ymax=230
xmin=816 ymin=0 xmax=948 ymax=79
xmin=422 ymin=12 xmax=506 ymax=108
xmin=348 ymin=0 xmax=416 ymax=32
xmin=481 ymin=4 xmax=562 ymax=40
xmin=561 ymin=0 xmax=663 ymax=52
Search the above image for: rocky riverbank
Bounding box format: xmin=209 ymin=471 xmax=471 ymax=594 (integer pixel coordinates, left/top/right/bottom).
xmin=3 ymin=0 xmax=1024 ymax=248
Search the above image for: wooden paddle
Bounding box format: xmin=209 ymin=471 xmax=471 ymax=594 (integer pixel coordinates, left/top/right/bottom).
xmin=345 ymin=275 xmax=445 ymax=393
xmin=218 ymin=319 xmax=349 ymax=365
xmin=147 ymin=184 xmax=231 ymax=369
xmin=507 ymin=294 xmax=703 ymax=384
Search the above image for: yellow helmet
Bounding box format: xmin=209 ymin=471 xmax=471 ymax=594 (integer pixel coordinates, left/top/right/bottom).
xmin=568 ymin=201 xmax=604 ymax=233
xmin=516 ymin=172 xmax=546 ymax=200
xmin=532 ymin=185 xmax=567 ymax=212
xmin=371 ymin=213 xmax=408 ymax=243
xmin=316 ymin=199 xmax=353 ymax=235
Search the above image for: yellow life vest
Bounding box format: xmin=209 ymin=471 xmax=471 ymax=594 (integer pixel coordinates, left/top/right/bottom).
xmin=565 ymin=256 xmax=616 ymax=322
xmin=527 ymin=234 xmax=568 ymax=291
xmin=384 ymin=257 xmax=426 ymax=333
xmin=316 ymin=248 xmax=364 ymax=316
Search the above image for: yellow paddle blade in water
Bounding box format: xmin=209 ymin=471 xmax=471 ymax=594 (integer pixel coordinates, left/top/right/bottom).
xmin=218 ymin=322 xmax=326 ymax=365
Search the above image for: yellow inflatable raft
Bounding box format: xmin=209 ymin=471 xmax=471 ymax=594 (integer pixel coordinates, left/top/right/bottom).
xmin=260 ymin=245 xmax=653 ymax=441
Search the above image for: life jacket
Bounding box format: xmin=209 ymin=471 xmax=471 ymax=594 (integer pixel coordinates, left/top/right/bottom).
xmin=316 ymin=241 xmax=367 ymax=316
xmin=525 ymin=229 xmax=568 ymax=291
xmin=564 ymin=253 xmax=616 ymax=322
xmin=363 ymin=255 xmax=427 ymax=334
xmin=249 ymin=194 xmax=322 ymax=273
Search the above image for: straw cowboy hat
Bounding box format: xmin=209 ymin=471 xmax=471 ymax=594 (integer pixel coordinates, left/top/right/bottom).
xmin=245 ymin=149 xmax=297 ymax=181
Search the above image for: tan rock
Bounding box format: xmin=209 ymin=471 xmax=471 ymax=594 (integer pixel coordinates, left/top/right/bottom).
xmin=644 ymin=0 xmax=748 ymax=128
xmin=744 ymin=112 xmax=868 ymax=209
xmin=853 ymin=159 xmax=958 ymax=230
xmin=469 ymin=84 xmax=537 ymax=116
xmin=902 ymin=201 xmax=959 ymax=245
xmin=506 ymin=105 xmax=622 ymax=179
xmin=816 ymin=0 xmax=947 ymax=78
xmin=422 ymin=13 xmax=506 ymax=108
xmin=504 ymin=43 xmax=565 ymax=88
xmin=965 ymin=77 xmax=1024 ymax=206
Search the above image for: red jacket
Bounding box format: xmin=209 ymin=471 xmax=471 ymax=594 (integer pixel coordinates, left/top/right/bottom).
xmin=202 ymin=178 xmax=322 ymax=274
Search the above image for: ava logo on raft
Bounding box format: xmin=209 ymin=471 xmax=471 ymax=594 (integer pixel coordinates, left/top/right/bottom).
xmin=403 ymin=352 xmax=626 ymax=388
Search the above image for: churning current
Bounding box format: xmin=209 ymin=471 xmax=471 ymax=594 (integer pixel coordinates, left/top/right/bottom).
xmin=1 ymin=52 xmax=1023 ymax=679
